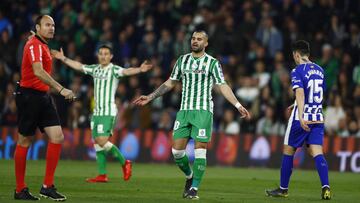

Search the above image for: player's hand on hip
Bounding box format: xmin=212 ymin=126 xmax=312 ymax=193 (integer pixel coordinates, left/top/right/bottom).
xmin=140 ymin=60 xmax=153 ymax=73
xmin=238 ymin=106 xmax=251 ymax=119
xmin=300 ymin=119 xmax=311 ymax=132
xmin=287 ymin=104 xmax=294 ymax=111
xmin=60 ymin=88 xmax=76 ymax=101
xmin=133 ymin=95 xmax=151 ymax=106
xmin=50 ymin=48 xmax=65 ymax=60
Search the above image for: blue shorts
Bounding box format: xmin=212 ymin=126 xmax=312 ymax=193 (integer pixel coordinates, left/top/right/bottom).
xmin=284 ymin=120 xmax=324 ymax=148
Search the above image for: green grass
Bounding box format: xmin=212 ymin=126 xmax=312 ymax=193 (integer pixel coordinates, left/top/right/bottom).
xmin=0 ymin=160 xmax=358 ymax=202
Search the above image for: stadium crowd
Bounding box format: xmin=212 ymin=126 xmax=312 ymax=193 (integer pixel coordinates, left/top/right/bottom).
xmin=0 ymin=0 xmax=359 ymax=137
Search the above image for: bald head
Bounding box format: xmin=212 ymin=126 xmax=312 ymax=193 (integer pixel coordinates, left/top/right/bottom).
xmin=35 ymin=15 xmax=55 ymax=40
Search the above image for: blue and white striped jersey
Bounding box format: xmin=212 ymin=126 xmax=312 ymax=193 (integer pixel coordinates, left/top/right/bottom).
xmin=291 ymin=62 xmax=325 ymax=122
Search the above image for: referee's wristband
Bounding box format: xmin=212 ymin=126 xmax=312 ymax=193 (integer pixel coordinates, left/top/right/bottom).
xmin=235 ymin=102 xmax=242 ymax=109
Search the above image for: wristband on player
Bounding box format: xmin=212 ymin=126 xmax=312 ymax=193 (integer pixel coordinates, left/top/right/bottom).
xmin=59 ymin=87 xmax=65 ymax=94
xmin=235 ymin=102 xmax=242 ymax=109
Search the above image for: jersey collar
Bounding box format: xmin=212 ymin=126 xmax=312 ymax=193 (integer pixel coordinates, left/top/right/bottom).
xmin=35 ymin=34 xmax=48 ymax=45
xmin=100 ymin=63 xmax=113 ymax=69
xmin=191 ymin=52 xmax=206 ymax=60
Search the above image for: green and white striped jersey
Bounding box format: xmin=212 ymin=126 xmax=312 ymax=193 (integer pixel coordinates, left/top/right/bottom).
xmin=82 ymin=63 xmax=124 ymax=116
xmin=170 ymin=53 xmax=226 ymax=113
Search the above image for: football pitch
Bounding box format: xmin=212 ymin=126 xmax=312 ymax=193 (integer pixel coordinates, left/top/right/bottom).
xmin=0 ymin=160 xmax=358 ymax=202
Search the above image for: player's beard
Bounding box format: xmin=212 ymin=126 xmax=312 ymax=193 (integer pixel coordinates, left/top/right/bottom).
xmin=191 ymin=45 xmax=204 ymax=53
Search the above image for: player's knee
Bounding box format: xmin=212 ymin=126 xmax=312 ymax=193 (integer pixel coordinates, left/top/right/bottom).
xmin=194 ymin=148 xmax=207 ymax=159
xmin=49 ymin=133 xmax=64 ymax=144
xmin=283 ymin=145 xmax=295 ymax=155
xmin=95 ymin=137 xmax=109 ymax=147
xmin=17 ymin=135 xmax=32 ymax=147
xmin=94 ymin=144 xmax=103 ymax=151
xmin=308 ymin=145 xmax=323 ymax=157
xmin=102 ymin=141 xmax=113 ymax=151
xmin=172 ymin=148 xmax=186 ymax=159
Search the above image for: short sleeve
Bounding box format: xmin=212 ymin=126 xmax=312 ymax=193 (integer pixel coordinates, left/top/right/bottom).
xmin=211 ymin=60 xmax=226 ymax=85
xmin=82 ymin=64 xmax=97 ymax=76
xmin=169 ymin=57 xmax=182 ymax=81
xmin=291 ymin=68 xmax=303 ymax=90
xmin=113 ymin=65 xmax=125 ymax=78
xmin=28 ymin=43 xmax=43 ymax=64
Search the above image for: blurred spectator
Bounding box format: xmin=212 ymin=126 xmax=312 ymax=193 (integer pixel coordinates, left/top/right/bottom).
xmin=0 ymin=30 xmax=17 ymax=67
xmin=219 ymin=109 xmax=240 ymax=135
xmin=337 ymin=118 xmax=349 ymax=137
xmin=1 ymin=97 xmax=17 ymax=126
xmin=157 ymin=111 xmax=173 ymax=131
xmin=256 ymin=105 xmax=284 ymax=136
xmin=256 ymin=16 xmax=283 ymax=58
xmin=324 ymin=94 xmax=345 ymax=134
xmin=316 ymin=44 xmax=339 ymax=92
xmin=157 ymin=29 xmax=173 ymax=70
xmin=173 ymin=30 xmax=190 ymax=57
xmin=252 ymin=60 xmax=270 ymax=88
xmin=0 ymin=11 xmax=13 ymax=36
xmin=137 ymin=31 xmax=157 ymax=62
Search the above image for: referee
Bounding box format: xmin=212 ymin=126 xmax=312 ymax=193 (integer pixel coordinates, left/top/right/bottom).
xmin=14 ymin=15 xmax=74 ymax=201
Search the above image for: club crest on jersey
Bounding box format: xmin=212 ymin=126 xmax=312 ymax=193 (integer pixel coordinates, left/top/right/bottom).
xmin=197 ymin=129 xmax=206 ymax=138
xmin=192 ymin=63 xmax=198 ymax=69
xmin=97 ymin=124 xmax=104 ymax=133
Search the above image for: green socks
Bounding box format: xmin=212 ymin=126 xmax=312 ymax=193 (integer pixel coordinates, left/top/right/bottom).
xmin=94 ymin=145 xmax=107 ymax=175
xmin=175 ymin=154 xmax=192 ymax=177
xmin=191 ymin=148 xmax=207 ymax=189
xmin=172 ymin=148 xmax=192 ymax=178
xmin=192 ymin=158 xmax=206 ymax=188
xmin=103 ymin=142 xmax=126 ymax=165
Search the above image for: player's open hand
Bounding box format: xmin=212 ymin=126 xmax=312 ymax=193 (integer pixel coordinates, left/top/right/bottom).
xmin=238 ymin=106 xmax=251 ymax=119
xmin=300 ymin=119 xmax=310 ymax=132
xmin=133 ymin=95 xmax=152 ymax=106
xmin=27 ymin=30 xmax=36 ymax=40
xmin=139 ymin=60 xmax=153 ymax=73
xmin=51 ymin=48 xmax=65 ymax=60
xmin=60 ymin=88 xmax=76 ymax=102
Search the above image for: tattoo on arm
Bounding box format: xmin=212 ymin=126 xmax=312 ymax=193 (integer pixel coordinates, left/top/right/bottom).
xmin=148 ymin=83 xmax=172 ymax=100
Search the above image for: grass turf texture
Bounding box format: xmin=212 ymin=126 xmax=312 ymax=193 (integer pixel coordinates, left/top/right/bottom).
xmin=0 ymin=160 xmax=358 ymax=202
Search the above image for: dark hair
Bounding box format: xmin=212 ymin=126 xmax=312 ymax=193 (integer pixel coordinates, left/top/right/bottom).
xmin=35 ymin=15 xmax=45 ymax=26
xmin=98 ymin=44 xmax=113 ymax=54
xmin=291 ymin=40 xmax=310 ymax=56
xmin=193 ymin=30 xmax=208 ymax=39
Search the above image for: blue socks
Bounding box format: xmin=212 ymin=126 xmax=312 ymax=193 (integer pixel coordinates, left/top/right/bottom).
xmin=280 ymin=154 xmax=294 ymax=189
xmin=279 ymin=153 xmax=330 ymax=190
xmin=314 ymin=154 xmax=330 ymax=187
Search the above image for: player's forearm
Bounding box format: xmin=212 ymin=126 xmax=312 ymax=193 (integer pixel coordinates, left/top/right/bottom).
xmin=219 ymin=84 xmax=242 ymax=108
xmin=33 ymin=65 xmax=63 ymax=92
xmin=148 ymin=79 xmax=175 ymax=100
xmin=123 ymin=67 xmax=141 ymax=76
xmin=60 ymin=56 xmax=84 ymax=72
xmin=295 ymin=88 xmax=305 ymax=119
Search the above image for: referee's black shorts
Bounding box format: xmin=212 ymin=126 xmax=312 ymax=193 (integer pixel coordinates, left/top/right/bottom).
xmin=15 ymin=87 xmax=61 ymax=136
